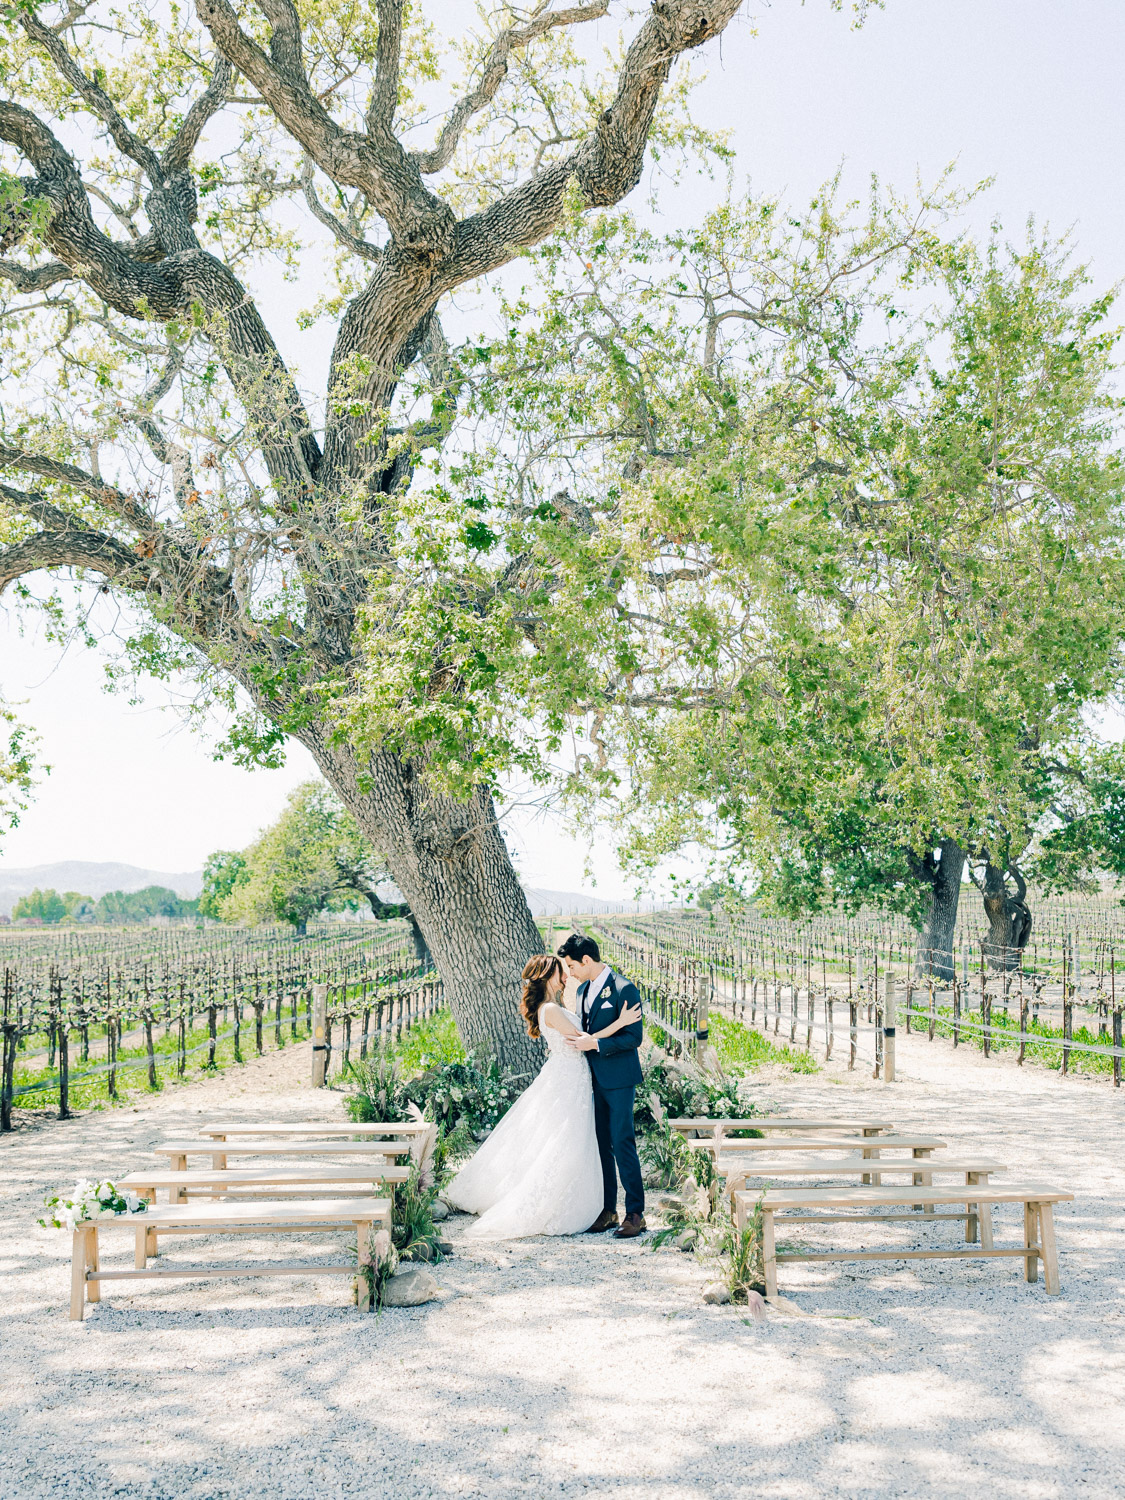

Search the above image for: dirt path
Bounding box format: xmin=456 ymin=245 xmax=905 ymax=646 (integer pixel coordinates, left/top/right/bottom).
xmin=2 ymin=1030 xmax=1123 ymax=1499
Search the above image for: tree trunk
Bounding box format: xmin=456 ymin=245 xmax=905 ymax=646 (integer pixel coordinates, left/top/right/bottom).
xmin=306 ymin=733 xmax=545 ymax=1077
xmin=915 ymin=838 xmax=966 ymax=981
xmin=295 ymin=918 xmax=307 ymax=938
xmin=980 ymin=863 xmax=1032 ymax=971
xmin=405 ymin=914 xmax=433 ymax=974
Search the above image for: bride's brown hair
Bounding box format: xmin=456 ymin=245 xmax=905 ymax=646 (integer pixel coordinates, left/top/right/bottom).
xmin=520 ymin=954 xmax=564 ymax=1039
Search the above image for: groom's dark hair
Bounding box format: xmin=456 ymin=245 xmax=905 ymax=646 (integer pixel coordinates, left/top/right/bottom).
xmin=557 ymin=933 xmax=600 ymax=964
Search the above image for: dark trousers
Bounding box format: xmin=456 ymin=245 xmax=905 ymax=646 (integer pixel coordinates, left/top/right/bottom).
xmin=592 ymin=1081 xmax=644 ymax=1218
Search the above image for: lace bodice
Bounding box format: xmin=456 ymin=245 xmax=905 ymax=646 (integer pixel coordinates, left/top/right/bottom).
xmin=540 ymin=1003 xmax=586 ymax=1061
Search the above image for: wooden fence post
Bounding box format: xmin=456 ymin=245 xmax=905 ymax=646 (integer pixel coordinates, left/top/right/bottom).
xmin=311 ymin=982 xmax=328 ymax=1087
xmin=694 ymin=974 xmax=709 ymax=1059
xmin=884 ymin=971 xmax=896 ymax=1083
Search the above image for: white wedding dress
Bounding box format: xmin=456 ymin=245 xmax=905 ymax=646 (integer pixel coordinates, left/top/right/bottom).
xmin=445 ymin=1003 xmax=603 ymax=1239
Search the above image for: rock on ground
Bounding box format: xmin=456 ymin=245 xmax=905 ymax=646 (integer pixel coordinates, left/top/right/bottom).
xmin=382 ymin=1264 xmax=438 ymax=1307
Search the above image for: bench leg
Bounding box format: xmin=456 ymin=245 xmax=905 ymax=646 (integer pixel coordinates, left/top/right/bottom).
xmin=357 ymin=1221 xmax=373 ymax=1311
xmin=966 ymin=1173 xmax=979 ymax=1243
xmin=135 ymin=1226 xmax=147 ymax=1269
xmin=1038 ymin=1203 xmax=1060 ymax=1295
xmin=1024 ymin=1202 xmax=1039 ymax=1284
xmin=146 ymin=1225 xmax=159 ymax=1258
xmin=978 ymin=1199 xmax=994 ymax=1252
xmin=211 ymin=1153 xmax=227 ymax=1171
xmin=70 ymin=1230 xmax=88 ymax=1321
xmin=85 ymin=1227 xmax=101 ymax=1302
xmin=762 ymin=1209 xmax=777 ymax=1300
xmin=735 ymin=1192 xmax=747 ymax=1238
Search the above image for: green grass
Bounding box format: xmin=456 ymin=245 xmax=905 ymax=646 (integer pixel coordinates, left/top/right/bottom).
xmin=908 ymin=1002 xmax=1116 ymax=1075
xmin=709 ymin=1011 xmax=820 ymax=1074
xmin=393 ymin=1009 xmax=466 ymax=1077
xmin=10 ymin=1013 xmax=311 ymax=1113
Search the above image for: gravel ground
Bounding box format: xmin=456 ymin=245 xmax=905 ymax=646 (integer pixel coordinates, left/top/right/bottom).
xmin=2 ymin=1028 xmax=1124 ymax=1499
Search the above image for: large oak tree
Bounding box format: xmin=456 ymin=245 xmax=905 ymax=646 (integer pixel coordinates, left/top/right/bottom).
xmin=0 ymin=0 xmax=745 ymax=1070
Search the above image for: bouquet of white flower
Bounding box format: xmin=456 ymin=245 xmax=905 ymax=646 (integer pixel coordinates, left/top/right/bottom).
xmin=39 ymin=1179 xmax=149 ymax=1232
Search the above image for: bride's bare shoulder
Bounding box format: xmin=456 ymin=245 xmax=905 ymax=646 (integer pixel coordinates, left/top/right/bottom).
xmin=540 ymin=1002 xmax=580 ymax=1033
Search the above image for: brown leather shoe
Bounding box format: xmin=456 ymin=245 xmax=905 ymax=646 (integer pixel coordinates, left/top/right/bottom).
xmin=613 ymin=1213 xmax=647 ymax=1239
xmin=585 ymin=1209 xmax=619 ymax=1233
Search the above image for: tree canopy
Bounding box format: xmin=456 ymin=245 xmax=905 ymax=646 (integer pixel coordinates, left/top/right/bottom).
xmin=361 ymin=178 xmax=1123 ymax=971
xmin=0 ymin=0 xmax=749 ymax=1069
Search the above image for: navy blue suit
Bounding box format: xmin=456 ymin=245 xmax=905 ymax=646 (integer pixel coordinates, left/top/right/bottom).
xmin=579 ymin=968 xmax=645 ymax=1218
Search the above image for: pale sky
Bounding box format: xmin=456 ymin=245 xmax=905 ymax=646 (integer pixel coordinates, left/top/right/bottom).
xmin=2 ymin=0 xmax=1123 ymax=890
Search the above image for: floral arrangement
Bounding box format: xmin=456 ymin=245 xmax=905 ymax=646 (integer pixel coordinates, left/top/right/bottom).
xmin=39 ymin=1179 xmax=149 ymax=1232
xmin=345 ymin=1047 xmax=521 ymax=1136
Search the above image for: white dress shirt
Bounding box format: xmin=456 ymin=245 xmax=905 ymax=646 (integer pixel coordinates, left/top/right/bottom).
xmin=582 ymin=964 xmax=613 ymax=1027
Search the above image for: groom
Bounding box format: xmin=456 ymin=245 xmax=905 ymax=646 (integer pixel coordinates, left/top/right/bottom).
xmin=557 ymin=934 xmax=646 ymax=1239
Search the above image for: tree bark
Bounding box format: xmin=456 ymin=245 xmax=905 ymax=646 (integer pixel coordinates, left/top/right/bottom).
xmin=980 ymin=863 xmax=1032 ymax=971
xmin=915 ymin=838 xmax=966 ymax=982
xmin=306 ymin=733 xmax=545 ymax=1076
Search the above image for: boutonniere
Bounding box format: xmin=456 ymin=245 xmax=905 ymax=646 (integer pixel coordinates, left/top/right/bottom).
xmin=599 ymin=986 xmax=612 ymax=1001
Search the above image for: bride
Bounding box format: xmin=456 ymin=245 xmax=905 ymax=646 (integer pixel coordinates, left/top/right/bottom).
xmin=445 ymin=955 xmax=641 ymax=1240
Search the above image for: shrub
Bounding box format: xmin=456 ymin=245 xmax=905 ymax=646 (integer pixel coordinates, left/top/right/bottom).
xmin=344 ymin=1050 xmax=410 ymax=1124
xmin=392 ymin=1159 xmax=445 ymax=1263
xmin=721 ymin=1192 xmax=768 ymax=1300
xmin=634 ymin=1060 xmax=742 ymax=1131
xmin=402 ymin=1053 xmax=519 ymax=1134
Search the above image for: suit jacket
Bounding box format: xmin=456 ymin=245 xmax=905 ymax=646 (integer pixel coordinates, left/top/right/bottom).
xmin=579 ymin=968 xmax=644 ymax=1091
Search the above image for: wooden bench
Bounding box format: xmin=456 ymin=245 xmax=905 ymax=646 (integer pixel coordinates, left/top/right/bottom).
xmin=671 ymin=1116 xmax=893 ymax=1139
xmin=156 ymin=1139 xmax=416 ymax=1171
xmin=690 ymin=1133 xmax=948 ymax=1161
xmin=68 ymin=1197 xmax=391 ymax=1320
xmin=717 ymin=1155 xmax=1005 ymax=1239
xmin=199 ymin=1121 xmax=431 ymax=1142
xmin=119 ymin=1163 xmax=412 ymax=1206
xmin=733 ymin=1182 xmax=1073 ymax=1297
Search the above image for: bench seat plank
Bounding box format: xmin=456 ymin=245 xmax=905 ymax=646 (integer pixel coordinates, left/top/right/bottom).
xmin=693 ymin=1134 xmax=947 ymax=1156
xmin=752 ymin=1183 xmax=1071 ymax=1210
xmin=119 ymin=1166 xmax=410 ymax=1204
xmin=87 ymin=1196 xmax=391 ymax=1227
xmin=671 ymin=1117 xmax=893 ymax=1136
xmin=200 ymin=1121 xmax=430 ymax=1140
xmin=155 ymin=1141 xmax=413 ymax=1171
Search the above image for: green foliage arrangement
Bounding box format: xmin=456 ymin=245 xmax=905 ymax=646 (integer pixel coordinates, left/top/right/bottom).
xmin=633 ymin=1061 xmax=742 ymax=1131
xmin=344 ymin=1034 xmax=520 ymax=1137
xmin=721 ymin=1196 xmax=768 ymax=1301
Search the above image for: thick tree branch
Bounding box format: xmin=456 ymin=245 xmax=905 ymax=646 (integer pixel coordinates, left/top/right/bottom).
xmin=164 ymin=55 xmax=234 ymax=172
xmin=0 ymin=514 xmax=151 ymax=595
xmin=0 ymin=447 xmax=153 ymax=531
xmin=447 ymin=0 xmax=743 ymax=282
xmin=367 ymin=0 xmax=403 ymax=137
xmin=196 ymin=0 xmax=454 ymax=252
xmin=0 ymin=259 xmax=72 ymax=292
xmin=412 ymin=1 xmax=609 ymax=175
xmin=20 ymin=13 xmax=163 ymax=182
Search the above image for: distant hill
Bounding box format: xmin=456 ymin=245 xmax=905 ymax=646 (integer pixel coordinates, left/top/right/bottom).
xmin=0 ymin=860 xmax=203 ymax=914
xmin=523 ymin=888 xmax=632 ymax=916
xmin=0 ymin=863 xmax=642 ymax=919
